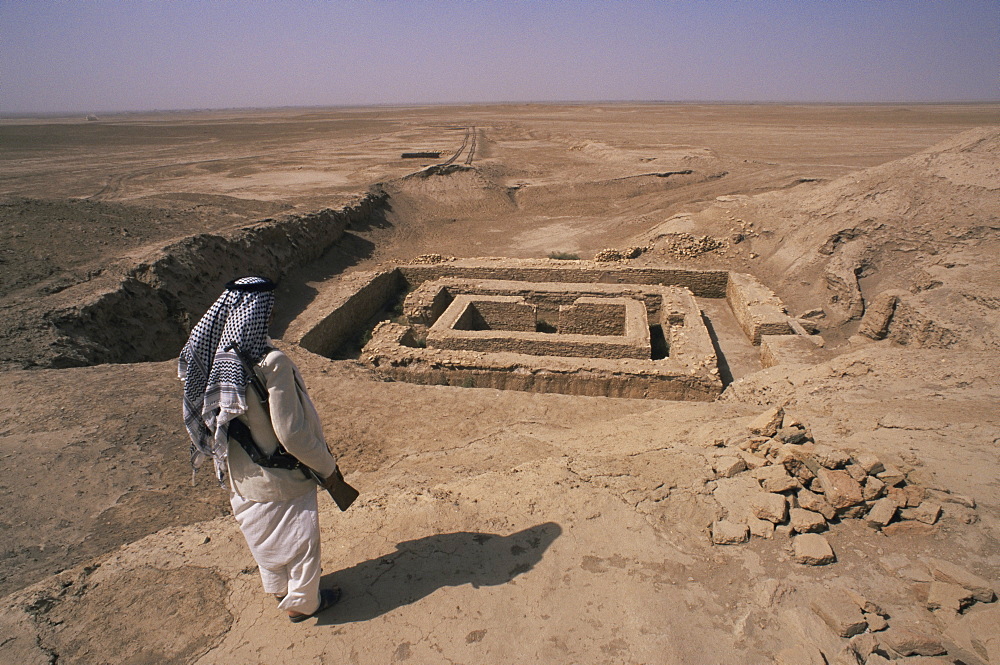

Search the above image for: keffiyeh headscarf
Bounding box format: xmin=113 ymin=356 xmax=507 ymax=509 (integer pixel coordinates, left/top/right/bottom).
xmin=178 ymin=276 xmax=276 ymax=483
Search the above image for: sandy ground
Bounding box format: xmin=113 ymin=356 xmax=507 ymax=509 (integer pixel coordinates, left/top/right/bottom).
xmin=1 ymin=103 xmax=1000 ymax=664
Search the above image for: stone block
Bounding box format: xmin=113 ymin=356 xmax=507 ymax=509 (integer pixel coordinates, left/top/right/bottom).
xmin=877 ymin=466 xmax=906 ymax=487
xmin=794 ymin=533 xmax=836 ymax=565
xmin=811 ymin=587 xmax=868 ymax=637
xmin=813 ymin=444 xmax=851 ymax=469
xmin=853 ymin=452 xmax=885 ymax=476
xmin=777 ymin=426 xmax=808 ymax=445
xmin=901 ymin=502 xmax=941 ymax=525
xmin=711 ymin=520 xmax=750 ymax=545
xmin=753 ymin=464 xmax=800 ymax=493
xmin=881 ymin=626 xmax=946 ymax=657
xmin=749 ymin=406 xmax=783 ymax=437
xmin=790 ymin=508 xmax=827 ymax=533
xmin=865 ymin=498 xmax=898 ymax=528
xmin=926 ymin=581 xmax=976 ymax=613
xmin=738 ymin=450 xmax=769 ymax=469
xmin=849 ymin=633 xmax=879 ymax=660
xmin=798 ymin=488 xmax=838 ymax=520
xmin=864 ymin=612 xmax=888 ymax=632
xmin=942 ymin=603 xmax=1000 ymax=665
xmin=928 ymin=558 xmax=997 ymax=603
xmin=750 ymin=492 xmax=788 ymax=523
xmin=862 ymin=476 xmax=886 ymax=501
xmin=883 ymin=521 xmax=937 ymax=536
xmin=903 ymin=484 xmax=927 ymax=507
xmin=712 ymin=455 xmax=747 ymax=478
xmin=747 ymin=516 xmax=775 ymax=539
xmin=816 ymin=468 xmax=864 ymax=510
xmin=865 ymin=655 xmax=891 ymax=665
xmin=847 ymin=463 xmax=868 ymax=482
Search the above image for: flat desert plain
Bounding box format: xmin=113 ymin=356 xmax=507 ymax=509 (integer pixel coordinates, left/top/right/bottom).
xmin=1 ymin=104 xmax=999 ymax=664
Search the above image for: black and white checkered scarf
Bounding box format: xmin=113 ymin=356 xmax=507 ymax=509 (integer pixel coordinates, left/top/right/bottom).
xmin=178 ymin=276 xmax=276 ymax=483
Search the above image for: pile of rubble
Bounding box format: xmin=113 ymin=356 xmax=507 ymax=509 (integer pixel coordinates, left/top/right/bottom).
xmin=707 ymin=406 xmax=978 ymax=565
xmin=593 ymin=246 xmax=647 ymax=262
xmin=792 ymin=566 xmax=997 ymax=665
xmin=410 ymin=253 xmax=456 ymax=264
xmin=659 ymin=232 xmax=728 ymax=257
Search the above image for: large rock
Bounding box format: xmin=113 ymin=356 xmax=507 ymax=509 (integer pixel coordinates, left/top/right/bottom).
xmin=815 ymin=468 xmax=863 ymax=510
xmin=862 ymin=476 xmax=886 ymax=501
xmin=712 ymin=455 xmax=747 ymax=478
xmin=942 ymin=603 xmax=1000 ymax=665
xmin=810 ymin=587 xmax=868 ymax=637
xmin=928 ymin=558 xmax=997 ymax=603
xmin=794 ymin=534 xmax=836 ymax=565
xmin=775 ymin=644 xmax=826 ymax=665
xmin=902 ymin=502 xmax=942 ymax=525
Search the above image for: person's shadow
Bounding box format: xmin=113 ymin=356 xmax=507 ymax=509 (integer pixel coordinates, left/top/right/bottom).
xmin=317 ymin=522 xmax=562 ymax=624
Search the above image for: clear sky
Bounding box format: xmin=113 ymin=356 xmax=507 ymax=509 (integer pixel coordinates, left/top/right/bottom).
xmin=2 ymin=0 xmax=998 ymax=114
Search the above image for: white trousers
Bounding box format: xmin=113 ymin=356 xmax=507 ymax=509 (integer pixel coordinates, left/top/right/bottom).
xmin=230 ymin=489 xmax=322 ymax=614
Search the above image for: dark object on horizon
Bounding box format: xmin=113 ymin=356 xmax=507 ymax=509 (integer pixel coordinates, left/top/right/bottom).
xmin=401 ymin=152 xmax=442 ymax=159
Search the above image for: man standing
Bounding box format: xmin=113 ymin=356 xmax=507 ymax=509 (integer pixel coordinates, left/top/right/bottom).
xmin=179 ymin=276 xmax=342 ymax=622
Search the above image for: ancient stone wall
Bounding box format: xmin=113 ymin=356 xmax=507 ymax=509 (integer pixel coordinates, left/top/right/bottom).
xmin=725 ymin=271 xmax=794 ymax=345
xmin=398 ymin=259 xmax=729 ymax=298
xmin=559 ymin=298 xmax=627 ymax=335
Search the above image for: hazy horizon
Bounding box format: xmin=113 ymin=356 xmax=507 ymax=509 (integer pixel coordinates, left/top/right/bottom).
xmin=3 ymin=0 xmax=998 ymax=115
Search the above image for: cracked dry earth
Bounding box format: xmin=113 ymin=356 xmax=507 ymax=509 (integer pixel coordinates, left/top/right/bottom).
xmin=2 ymin=104 xmax=1000 ymax=664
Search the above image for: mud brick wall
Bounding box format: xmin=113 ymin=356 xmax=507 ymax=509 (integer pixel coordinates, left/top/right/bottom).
xmin=468 ymin=299 xmax=537 ymax=332
xmin=559 ymin=298 xmax=627 ymax=335
xmin=295 ymin=269 xmax=403 ymax=357
xmin=398 ymin=260 xmax=729 ymax=298
xmin=725 ymin=272 xmax=793 ymax=345
xmin=403 ymin=281 xmax=454 ymax=325
xmin=664 ymin=289 xmax=718 ymax=372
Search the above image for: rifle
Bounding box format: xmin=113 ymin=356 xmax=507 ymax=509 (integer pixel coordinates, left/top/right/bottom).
xmin=225 ymin=341 xmax=359 ymax=511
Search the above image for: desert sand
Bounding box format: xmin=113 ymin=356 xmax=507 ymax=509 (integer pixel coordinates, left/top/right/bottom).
xmin=1 ymin=103 xmax=999 ymax=664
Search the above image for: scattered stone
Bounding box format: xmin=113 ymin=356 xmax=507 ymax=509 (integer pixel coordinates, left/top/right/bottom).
xmin=847 ymin=463 xmax=869 ymax=482
xmin=866 ymin=498 xmax=898 ymax=528
xmin=865 ymin=655 xmax=891 ymax=665
xmin=854 ymin=452 xmax=885 ymax=476
xmin=750 ymin=492 xmax=788 ymax=523
xmin=864 ymin=612 xmax=888 ymax=631
xmin=794 ymin=533 xmax=836 ymax=565
xmin=843 ymin=588 xmax=884 ymax=615
xmin=927 ymin=581 xmax=976 ymax=613
xmin=777 ymin=426 xmax=808 ymax=445
xmin=880 ymin=626 xmax=946 ymax=656
xmin=928 ymin=558 xmax=997 ymax=603
xmin=738 ymin=450 xmax=769 ymax=469
xmin=839 ymin=505 xmax=868 ymax=519
xmin=887 ymin=486 xmax=907 ymax=507
xmin=902 ymin=502 xmax=941 ymax=525
xmin=711 ymin=520 xmax=750 ymax=545
xmin=753 ymin=464 xmax=801 ymax=493
xmin=747 ymin=516 xmax=775 ymax=539
xmin=816 ymin=468 xmax=864 ymax=510
xmin=790 ymin=508 xmax=827 ymax=533
xmin=849 ymin=633 xmax=879 ymax=660
xmin=942 ymin=604 xmax=1000 ymax=665
xmin=877 ymin=466 xmax=906 ymax=487
xmin=749 ymin=406 xmax=784 ymax=437
xmin=924 ymin=489 xmax=975 ymax=509
xmin=798 ymin=488 xmax=838 ymax=520
xmin=858 ymin=292 xmax=899 ymax=340
xmin=712 ymin=456 xmax=747 ymax=478
xmin=811 ymin=587 xmax=868 ymax=637
xmin=862 ymin=476 xmax=886 ymax=501
xmin=813 ymin=444 xmax=852 ymax=469
xmin=801 ymin=308 xmax=826 ymax=319
xmin=775 ymin=524 xmax=794 ymax=539
xmin=776 ymin=645 xmax=826 ymax=665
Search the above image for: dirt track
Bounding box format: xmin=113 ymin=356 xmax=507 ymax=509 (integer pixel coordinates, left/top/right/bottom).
xmin=1 ymin=103 xmax=999 ymax=664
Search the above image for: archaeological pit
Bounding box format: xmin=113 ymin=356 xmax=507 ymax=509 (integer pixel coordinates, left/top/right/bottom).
xmin=284 ymin=258 xmax=825 ymax=401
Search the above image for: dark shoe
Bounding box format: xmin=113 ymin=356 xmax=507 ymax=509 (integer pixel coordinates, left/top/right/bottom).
xmin=288 ymin=587 xmax=341 ymax=623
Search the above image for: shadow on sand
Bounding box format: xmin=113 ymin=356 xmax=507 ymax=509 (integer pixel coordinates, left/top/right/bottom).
xmin=317 ymin=522 xmax=562 ymax=625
